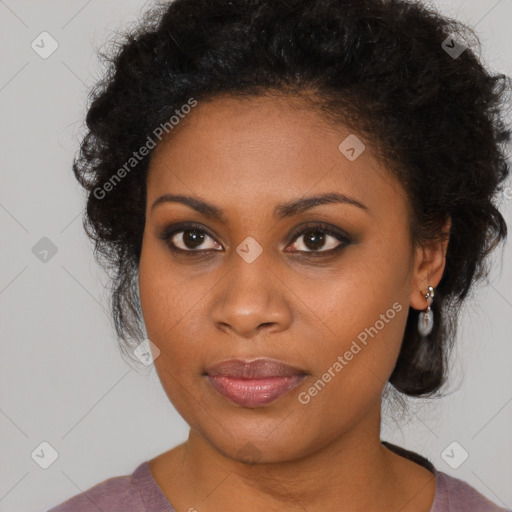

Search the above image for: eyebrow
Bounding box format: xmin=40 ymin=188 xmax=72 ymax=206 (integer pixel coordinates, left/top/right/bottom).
xmin=151 ymin=192 xmax=368 ymax=222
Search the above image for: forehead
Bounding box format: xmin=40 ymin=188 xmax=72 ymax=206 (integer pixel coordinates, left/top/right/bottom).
xmin=146 ymin=94 xmax=406 ymax=217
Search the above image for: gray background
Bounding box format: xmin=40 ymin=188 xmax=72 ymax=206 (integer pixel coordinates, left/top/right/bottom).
xmin=0 ymin=1 xmax=511 ymax=511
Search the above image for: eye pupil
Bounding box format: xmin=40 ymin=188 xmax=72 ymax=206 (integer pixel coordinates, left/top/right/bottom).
xmin=163 ymin=224 xmax=347 ymax=255
xmin=183 ymin=229 xmax=205 ymax=249
xmin=304 ymin=231 xmax=326 ymax=251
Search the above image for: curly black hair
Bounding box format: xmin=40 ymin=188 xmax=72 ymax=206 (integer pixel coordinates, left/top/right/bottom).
xmin=73 ymin=0 xmax=511 ymax=397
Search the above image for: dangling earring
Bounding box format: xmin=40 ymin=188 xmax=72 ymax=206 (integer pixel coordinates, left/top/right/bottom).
xmin=418 ymin=285 xmax=435 ymax=336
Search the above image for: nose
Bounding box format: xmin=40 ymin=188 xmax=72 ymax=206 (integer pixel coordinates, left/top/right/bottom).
xmin=210 ymin=253 xmax=293 ymax=340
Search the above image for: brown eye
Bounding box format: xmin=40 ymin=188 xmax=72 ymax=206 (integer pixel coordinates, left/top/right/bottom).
xmin=158 ymin=222 xmax=351 ymax=257
xmin=168 ymin=228 xmax=222 ymax=252
xmin=286 ymin=224 xmax=351 ymax=254
xmin=291 ymin=230 xmax=338 ymax=252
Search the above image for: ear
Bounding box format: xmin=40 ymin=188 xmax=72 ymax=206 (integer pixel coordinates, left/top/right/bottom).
xmin=410 ymin=216 xmax=451 ymax=310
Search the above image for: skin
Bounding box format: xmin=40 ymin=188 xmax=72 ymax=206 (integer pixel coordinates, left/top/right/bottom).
xmin=138 ymin=93 xmax=451 ymax=512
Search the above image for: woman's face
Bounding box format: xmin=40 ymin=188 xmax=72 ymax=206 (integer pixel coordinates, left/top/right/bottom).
xmin=138 ymin=94 xmax=443 ymax=463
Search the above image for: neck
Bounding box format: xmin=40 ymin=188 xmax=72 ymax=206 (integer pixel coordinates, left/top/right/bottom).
xmin=151 ymin=403 xmax=434 ymax=512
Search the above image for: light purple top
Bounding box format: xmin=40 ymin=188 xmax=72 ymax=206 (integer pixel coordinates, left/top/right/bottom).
xmin=47 ymin=447 xmax=511 ymax=512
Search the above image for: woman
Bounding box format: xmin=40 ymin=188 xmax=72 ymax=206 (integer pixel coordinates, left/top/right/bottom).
xmin=47 ymin=0 xmax=511 ymax=510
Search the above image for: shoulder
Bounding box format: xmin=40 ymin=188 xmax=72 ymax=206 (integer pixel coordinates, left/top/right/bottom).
xmin=46 ymin=461 xmax=175 ymax=512
xmin=432 ymin=469 xmax=511 ymax=512
xmin=46 ymin=466 xmax=143 ymax=512
xmin=381 ymin=441 xmax=510 ymax=512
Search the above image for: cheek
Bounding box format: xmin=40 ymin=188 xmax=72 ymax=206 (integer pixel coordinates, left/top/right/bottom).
xmin=138 ymin=238 xmax=215 ymax=378
xmin=138 ymin=241 xmax=209 ymax=421
xmin=293 ymin=237 xmax=411 ymax=396
xmin=138 ymin=233 xmax=195 ymax=333
xmin=291 ymin=276 xmax=408 ymax=439
xmin=299 ymin=276 xmax=407 ymax=394
xmin=138 ymin=239 xmax=187 ymax=355
xmin=299 ymin=242 xmax=409 ymax=343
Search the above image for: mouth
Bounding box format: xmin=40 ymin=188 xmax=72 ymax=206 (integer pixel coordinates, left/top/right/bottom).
xmin=204 ymin=358 xmax=308 ymax=407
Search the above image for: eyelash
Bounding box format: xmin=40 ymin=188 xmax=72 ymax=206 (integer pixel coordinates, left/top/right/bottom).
xmin=157 ymin=222 xmax=352 ymax=258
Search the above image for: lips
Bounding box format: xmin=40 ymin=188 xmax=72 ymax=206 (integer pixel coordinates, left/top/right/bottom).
xmin=205 ymin=358 xmax=307 ymax=407
xmin=205 ymin=358 xmax=307 ymax=379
